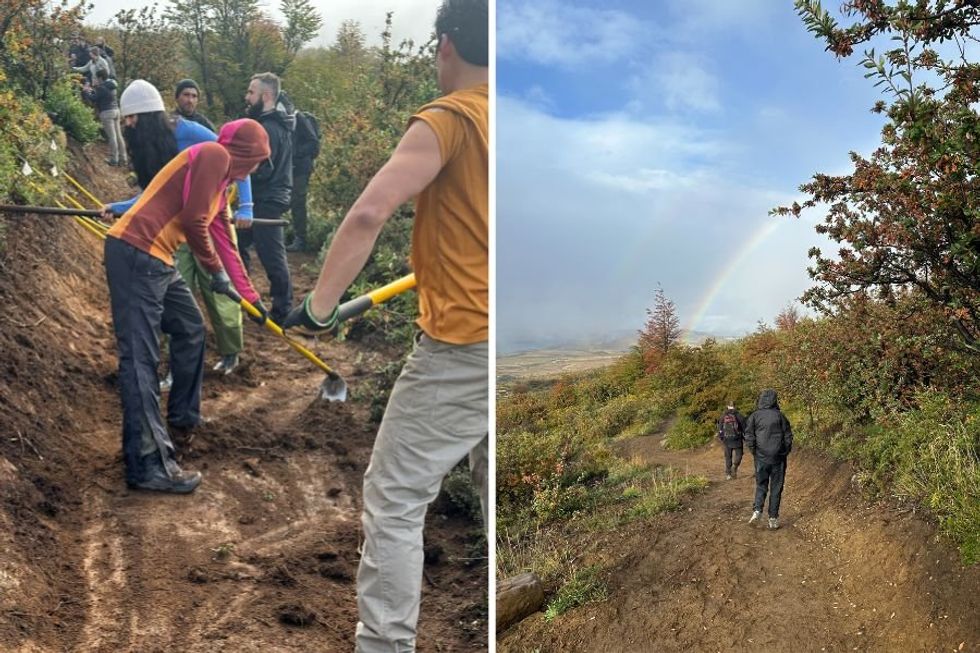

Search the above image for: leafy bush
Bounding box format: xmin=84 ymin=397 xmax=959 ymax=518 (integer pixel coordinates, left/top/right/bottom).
xmin=43 ymin=78 xmax=99 ymax=143
xmin=544 ymin=564 xmax=607 ymax=620
xmin=434 ymin=461 xmax=482 ymax=523
xmin=663 ymin=416 xmax=712 ymax=450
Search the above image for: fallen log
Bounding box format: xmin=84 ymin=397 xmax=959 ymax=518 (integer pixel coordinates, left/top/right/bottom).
xmin=496 ymin=572 xmax=544 ymax=630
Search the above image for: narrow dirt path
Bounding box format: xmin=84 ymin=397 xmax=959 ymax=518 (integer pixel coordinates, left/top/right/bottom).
xmin=500 ymin=431 xmax=980 ymax=652
xmin=0 ymin=143 xmax=487 ymax=652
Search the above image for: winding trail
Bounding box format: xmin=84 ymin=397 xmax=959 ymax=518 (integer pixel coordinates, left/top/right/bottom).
xmin=500 ymin=431 xmax=980 ymax=652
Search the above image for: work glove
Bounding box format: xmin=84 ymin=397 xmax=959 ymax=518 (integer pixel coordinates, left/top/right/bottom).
xmin=210 ymin=269 xmax=231 ymax=296
xmin=281 ymin=293 xmax=339 ymax=334
xmin=249 ymin=300 xmax=270 ymax=326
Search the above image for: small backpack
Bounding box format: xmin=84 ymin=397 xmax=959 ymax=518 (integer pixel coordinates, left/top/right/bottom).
xmin=294 ymin=110 xmax=321 ymax=160
xmin=722 ymin=412 xmax=740 ymax=438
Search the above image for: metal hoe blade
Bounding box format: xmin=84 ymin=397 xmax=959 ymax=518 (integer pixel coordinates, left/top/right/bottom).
xmin=319 ymin=373 xmax=349 ymax=402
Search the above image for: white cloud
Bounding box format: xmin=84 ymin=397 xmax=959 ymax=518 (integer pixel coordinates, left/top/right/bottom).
xmin=630 ymin=52 xmax=721 ymax=114
xmin=496 ymin=95 xmax=831 ymax=349
xmin=497 ymin=0 xmax=651 ymax=67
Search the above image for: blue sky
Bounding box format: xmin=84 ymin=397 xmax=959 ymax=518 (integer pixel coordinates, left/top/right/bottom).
xmin=496 ymin=0 xmax=888 ymax=352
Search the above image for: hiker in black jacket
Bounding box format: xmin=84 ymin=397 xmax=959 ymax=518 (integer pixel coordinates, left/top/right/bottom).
xmin=744 ymin=389 xmax=793 ymax=530
xmin=716 ymin=402 xmax=746 ymax=480
xmin=241 ymin=72 xmax=295 ymax=323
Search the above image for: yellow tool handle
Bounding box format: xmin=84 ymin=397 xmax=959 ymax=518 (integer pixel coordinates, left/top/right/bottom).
xmin=337 ymin=274 xmax=417 ymax=322
xmin=238 ymin=297 xmax=338 ymax=377
xmin=368 ymin=273 xmax=416 ymax=304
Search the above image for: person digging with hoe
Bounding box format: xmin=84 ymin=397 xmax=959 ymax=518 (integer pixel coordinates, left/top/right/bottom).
xmin=281 ymin=0 xmax=488 ymax=649
xmin=104 ymin=119 xmax=270 ymax=494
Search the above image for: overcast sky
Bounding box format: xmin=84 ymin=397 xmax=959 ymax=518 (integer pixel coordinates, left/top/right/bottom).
xmin=497 ymin=0 xmax=886 ymax=352
xmin=84 ymin=0 xmax=441 ymax=47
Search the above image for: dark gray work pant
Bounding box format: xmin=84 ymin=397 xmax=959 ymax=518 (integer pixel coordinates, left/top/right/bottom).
xmin=290 ymin=172 xmax=310 ymax=241
xmin=753 ymin=456 xmax=788 ymax=518
xmin=104 ymin=237 xmax=204 ymax=482
xmin=724 ymin=444 xmax=743 ymax=475
xmin=237 ymin=220 xmax=293 ymax=322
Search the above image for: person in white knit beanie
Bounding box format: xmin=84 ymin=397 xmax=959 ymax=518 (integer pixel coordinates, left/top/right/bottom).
xmin=119 ymin=79 xmax=166 ymax=118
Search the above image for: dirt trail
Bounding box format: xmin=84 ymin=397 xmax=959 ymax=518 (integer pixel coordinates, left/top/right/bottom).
xmin=500 ymin=431 xmax=979 ymax=652
xmin=0 ymin=142 xmax=486 ymax=652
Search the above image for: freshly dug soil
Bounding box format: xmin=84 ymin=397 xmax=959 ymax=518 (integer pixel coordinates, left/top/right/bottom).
xmin=0 ymin=141 xmax=487 ymax=652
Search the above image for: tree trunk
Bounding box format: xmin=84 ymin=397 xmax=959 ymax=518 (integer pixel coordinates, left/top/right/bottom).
xmin=496 ymin=572 xmax=544 ymax=631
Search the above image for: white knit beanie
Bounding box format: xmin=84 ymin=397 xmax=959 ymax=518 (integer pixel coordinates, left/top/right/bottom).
xmin=119 ymin=79 xmax=165 ymax=116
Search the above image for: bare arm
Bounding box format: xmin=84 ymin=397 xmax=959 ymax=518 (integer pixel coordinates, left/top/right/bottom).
xmin=306 ymin=120 xmax=443 ymax=319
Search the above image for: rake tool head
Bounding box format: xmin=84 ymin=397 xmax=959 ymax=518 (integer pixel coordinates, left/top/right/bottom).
xmin=319 ymin=373 xmax=348 ymax=402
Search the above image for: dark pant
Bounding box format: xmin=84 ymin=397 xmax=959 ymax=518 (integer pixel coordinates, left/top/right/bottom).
xmin=104 ymin=238 xmax=204 ymax=482
xmin=237 ymin=220 xmax=293 ymax=321
xmin=753 ymin=456 xmax=788 ymax=518
xmin=290 ymin=172 xmax=310 ymax=241
xmin=724 ymin=444 xmax=743 ymax=475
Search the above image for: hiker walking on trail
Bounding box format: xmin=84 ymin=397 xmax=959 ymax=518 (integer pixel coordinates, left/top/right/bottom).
xmin=744 ymin=389 xmax=794 ymax=530
xmin=242 ymin=72 xmax=294 ymax=324
xmin=103 ymin=118 xmax=270 ymax=494
xmin=717 ymin=402 xmax=746 ymax=480
xmin=81 ymin=69 xmax=125 ymax=167
xmin=173 ymin=79 xmax=216 ymax=132
xmin=280 ymin=0 xmax=488 ymax=649
xmin=105 ymin=79 xmax=261 ymax=376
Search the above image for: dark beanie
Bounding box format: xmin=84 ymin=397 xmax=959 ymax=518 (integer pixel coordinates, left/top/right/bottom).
xmin=174 ymin=78 xmax=200 ymax=98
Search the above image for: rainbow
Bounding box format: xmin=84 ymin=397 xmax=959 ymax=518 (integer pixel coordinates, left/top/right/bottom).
xmin=681 ymin=218 xmax=782 ymax=338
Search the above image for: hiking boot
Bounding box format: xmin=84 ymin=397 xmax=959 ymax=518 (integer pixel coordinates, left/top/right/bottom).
xmin=127 ymin=453 xmax=201 ymax=494
xmin=731 ymin=470 xmax=737 ymax=480
xmin=749 ymin=510 xmax=761 ymax=525
xmin=159 ymin=371 xmax=173 ymax=391
xmin=286 ymin=236 xmax=306 ymax=252
xmin=725 ymin=474 xmax=732 ymax=481
xmin=768 ymin=517 xmax=780 ymax=530
xmin=213 ymin=353 xmax=239 ymax=375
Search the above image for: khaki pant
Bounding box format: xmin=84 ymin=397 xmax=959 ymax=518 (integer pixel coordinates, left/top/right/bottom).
xmin=99 ymin=109 xmax=125 ymax=164
xmin=355 ymin=334 xmax=488 ymax=653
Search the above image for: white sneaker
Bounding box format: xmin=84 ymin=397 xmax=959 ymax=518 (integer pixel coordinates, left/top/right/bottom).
xmin=725 ymin=474 xmax=732 ymax=480
xmin=213 ymin=354 xmax=239 ymax=375
xmin=159 ymin=372 xmax=173 ymax=391
xmin=768 ymin=517 xmax=780 ymax=530
xmin=749 ymin=510 xmax=761 ymax=525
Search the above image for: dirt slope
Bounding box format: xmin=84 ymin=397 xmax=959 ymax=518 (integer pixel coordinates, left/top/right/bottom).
xmin=499 ymin=431 xmax=979 ymax=653
xmin=0 ymin=142 xmax=487 ymax=652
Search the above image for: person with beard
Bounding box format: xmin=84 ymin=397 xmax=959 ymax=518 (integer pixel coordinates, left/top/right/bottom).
xmin=281 ymin=0 xmax=488 ymax=648
xmin=173 ymin=79 xmax=216 ymax=132
xmin=242 ymin=72 xmax=294 ymax=324
xmin=104 ymin=118 xmax=270 ymax=493
xmin=103 ymin=79 xmax=265 ymax=378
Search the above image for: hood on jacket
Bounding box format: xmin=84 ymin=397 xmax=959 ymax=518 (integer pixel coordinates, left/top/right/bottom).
xmin=218 ymin=119 xmax=270 ymax=180
xmin=250 ymin=92 xmax=296 ymax=132
xmin=104 ymin=78 xmax=119 ymax=92
xmin=757 ymin=389 xmax=779 ymax=410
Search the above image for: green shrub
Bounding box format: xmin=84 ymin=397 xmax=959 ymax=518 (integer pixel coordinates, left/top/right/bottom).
xmin=663 ymin=416 xmax=712 ymax=450
xmin=434 ymin=462 xmax=482 ymax=523
xmin=624 ymin=470 xmax=709 ymax=521
xmin=544 ymin=564 xmax=607 ymax=620
xmin=43 ymin=78 xmax=99 ymax=143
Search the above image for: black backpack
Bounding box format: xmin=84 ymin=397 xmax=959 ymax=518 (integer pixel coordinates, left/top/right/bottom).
xmin=722 ymin=412 xmax=741 ymax=439
xmin=294 ymin=110 xmax=321 ymax=161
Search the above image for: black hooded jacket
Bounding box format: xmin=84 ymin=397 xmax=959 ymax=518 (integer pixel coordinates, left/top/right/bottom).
xmin=250 ymin=95 xmax=295 ymax=216
xmin=744 ymin=389 xmax=793 ymax=461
